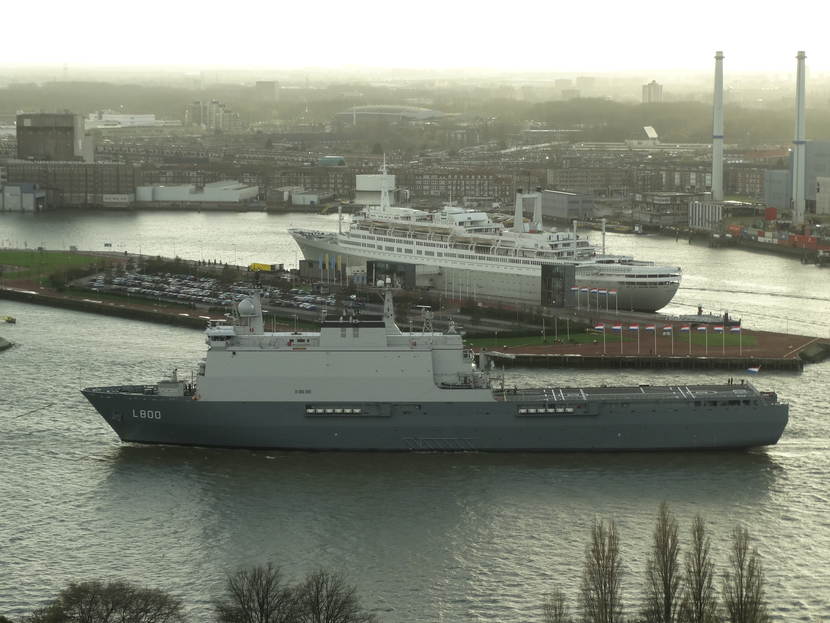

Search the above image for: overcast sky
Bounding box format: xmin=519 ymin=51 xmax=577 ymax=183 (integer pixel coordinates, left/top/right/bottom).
xmin=3 ymin=0 xmax=827 ymax=74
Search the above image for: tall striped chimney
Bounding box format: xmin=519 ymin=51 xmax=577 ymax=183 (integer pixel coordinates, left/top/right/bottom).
xmin=712 ymin=51 xmax=725 ymax=202
xmin=792 ymin=51 xmax=807 ymax=226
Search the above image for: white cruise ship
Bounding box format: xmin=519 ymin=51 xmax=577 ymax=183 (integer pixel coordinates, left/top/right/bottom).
xmin=290 ymin=179 xmax=681 ymax=312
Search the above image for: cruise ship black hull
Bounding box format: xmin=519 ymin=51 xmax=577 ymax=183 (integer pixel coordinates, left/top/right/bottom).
xmin=82 ymin=387 xmax=787 ymax=452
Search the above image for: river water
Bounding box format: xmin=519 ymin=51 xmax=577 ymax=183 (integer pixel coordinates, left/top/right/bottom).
xmin=1 ymin=211 xmax=829 ymax=621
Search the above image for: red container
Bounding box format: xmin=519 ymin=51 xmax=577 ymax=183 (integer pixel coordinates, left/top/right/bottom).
xmin=764 ymin=207 xmax=778 ymax=221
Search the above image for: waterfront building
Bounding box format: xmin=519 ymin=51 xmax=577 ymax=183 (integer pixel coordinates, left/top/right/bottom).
xmin=763 ymin=141 xmax=830 ymax=215
xmin=272 ymin=166 xmax=357 ymax=200
xmin=632 ymin=191 xmax=707 ymax=226
xmin=4 ymin=161 xmax=140 ymax=208
xmin=688 ymin=200 xmax=723 ymax=231
xmin=541 ymin=189 xmax=594 ymax=221
xmin=135 ymin=180 xmax=258 ymax=204
xmin=0 ymin=183 xmax=46 ymax=211
xmin=355 ymin=172 xmax=395 ymax=206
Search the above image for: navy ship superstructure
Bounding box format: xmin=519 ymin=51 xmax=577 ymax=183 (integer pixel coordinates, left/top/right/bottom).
xmin=82 ymin=292 xmax=788 ymax=451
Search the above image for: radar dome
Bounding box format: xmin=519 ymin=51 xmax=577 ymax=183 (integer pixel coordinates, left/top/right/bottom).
xmin=237 ymin=298 xmax=256 ymax=316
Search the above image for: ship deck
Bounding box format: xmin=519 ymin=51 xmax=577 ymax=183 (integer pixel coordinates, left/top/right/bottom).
xmin=494 ymin=383 xmax=760 ymax=403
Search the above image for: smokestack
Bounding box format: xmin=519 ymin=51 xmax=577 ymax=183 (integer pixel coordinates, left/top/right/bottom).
xmin=792 ymin=51 xmax=807 ymax=226
xmin=513 ymin=188 xmax=524 ymax=233
xmin=712 ymin=51 xmax=724 ymax=202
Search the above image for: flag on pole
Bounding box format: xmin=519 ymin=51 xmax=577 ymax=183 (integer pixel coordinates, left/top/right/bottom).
xmin=608 ymin=289 xmax=618 ymax=295
xmin=594 ymin=324 xmax=605 ymax=331
xmin=580 ymin=287 xmax=589 ymax=293
xmin=599 ymin=289 xmax=608 ymax=295
xmin=713 ymin=326 xmax=724 ymax=333
xmin=662 ymin=325 xmax=673 ymax=332
xmin=590 ymin=288 xmax=598 ymax=294
xmin=570 ymin=286 xmax=579 ymax=292
xmin=645 ymin=325 xmax=656 ymax=332
xmin=729 ymin=326 xmax=741 ymax=333
xmin=746 ymin=366 xmax=761 ymax=374
xmin=611 ymin=324 xmax=622 ymax=331
xmin=696 ymin=326 xmax=707 ymax=332
xmin=629 ymin=324 xmax=640 ymax=331
xmin=680 ymin=325 xmax=691 ymax=332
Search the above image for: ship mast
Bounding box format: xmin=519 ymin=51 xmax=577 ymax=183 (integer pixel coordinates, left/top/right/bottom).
xmin=383 ymin=285 xmax=402 ymax=335
xmin=379 ymin=154 xmax=391 ymax=212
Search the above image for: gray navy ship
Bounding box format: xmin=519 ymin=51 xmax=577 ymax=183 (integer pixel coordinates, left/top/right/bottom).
xmin=82 ymin=291 xmax=788 ymax=451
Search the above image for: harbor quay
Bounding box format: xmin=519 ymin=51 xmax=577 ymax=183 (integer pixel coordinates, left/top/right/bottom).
xmin=0 ymin=250 xmax=830 ymax=371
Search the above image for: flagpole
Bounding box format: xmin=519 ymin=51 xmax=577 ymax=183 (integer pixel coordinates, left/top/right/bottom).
xmin=688 ymin=327 xmax=691 ymax=355
xmin=637 ymin=327 xmax=640 ymax=355
xmin=722 ymin=328 xmax=725 ymax=355
xmin=670 ymin=326 xmax=674 ymax=355
xmin=739 ymin=329 xmax=742 ymax=356
xmin=705 ymin=329 xmax=708 ymax=356
xmin=620 ymin=326 xmax=623 ymax=354
xmin=654 ymin=326 xmax=657 ymax=355
xmin=603 ymin=326 xmax=606 ymax=355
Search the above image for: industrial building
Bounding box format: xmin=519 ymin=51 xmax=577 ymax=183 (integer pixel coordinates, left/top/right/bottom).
xmin=354 ymin=172 xmax=396 ymax=206
xmin=0 ymin=183 xmax=46 ymax=211
xmin=688 ymin=200 xmax=724 ymax=232
xmin=135 ymin=180 xmax=258 ymax=204
xmin=763 ymin=141 xmax=830 ymax=215
xmin=541 ymin=189 xmax=594 ymax=221
xmin=4 ymin=161 xmax=140 ymax=207
xmin=632 ymin=191 xmax=707 ymax=227
xmin=16 ymin=112 xmax=93 ymax=162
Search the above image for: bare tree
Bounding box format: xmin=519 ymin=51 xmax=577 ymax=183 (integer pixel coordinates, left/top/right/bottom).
xmin=678 ymin=515 xmax=718 ymax=623
xmin=641 ymin=503 xmax=682 ymax=623
xmin=214 ymin=563 xmax=297 ymax=623
xmin=543 ymin=587 xmax=573 ymax=623
xmin=295 ymin=569 xmax=377 ymax=623
xmin=721 ymin=527 xmax=769 ymax=623
xmin=24 ymin=580 xmax=184 ymax=623
xmin=579 ymin=519 xmax=623 ymax=623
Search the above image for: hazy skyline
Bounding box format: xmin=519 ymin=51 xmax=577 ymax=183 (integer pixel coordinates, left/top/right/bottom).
xmin=3 ymin=0 xmax=829 ymax=74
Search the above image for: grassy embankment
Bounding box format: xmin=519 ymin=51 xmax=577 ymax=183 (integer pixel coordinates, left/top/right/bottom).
xmin=0 ymin=249 xmax=108 ymax=283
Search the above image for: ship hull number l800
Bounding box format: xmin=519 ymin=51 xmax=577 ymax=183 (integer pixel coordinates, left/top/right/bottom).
xmin=133 ymin=409 xmax=162 ymax=420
